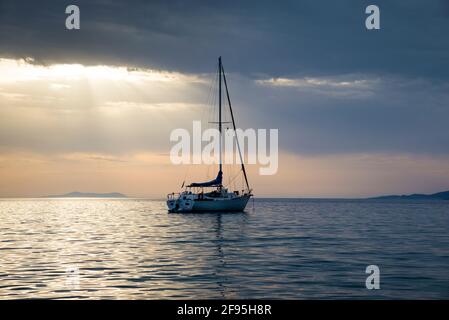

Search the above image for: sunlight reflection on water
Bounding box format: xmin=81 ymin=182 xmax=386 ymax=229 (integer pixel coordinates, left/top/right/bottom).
xmin=0 ymin=198 xmax=448 ymax=299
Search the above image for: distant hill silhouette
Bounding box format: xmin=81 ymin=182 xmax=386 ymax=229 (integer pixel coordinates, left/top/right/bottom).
xmin=44 ymin=192 xmax=127 ymax=198
xmin=370 ymin=190 xmax=449 ymax=200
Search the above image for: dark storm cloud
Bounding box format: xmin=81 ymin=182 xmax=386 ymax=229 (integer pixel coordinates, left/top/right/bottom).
xmin=222 ymin=73 xmax=449 ymax=155
xmin=1 ymin=0 xmax=449 ymax=157
xmin=1 ymin=0 xmax=449 ymax=78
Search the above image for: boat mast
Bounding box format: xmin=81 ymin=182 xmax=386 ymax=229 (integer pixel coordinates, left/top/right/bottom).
xmin=221 ymin=61 xmax=251 ymax=192
xmin=218 ymin=56 xmax=223 ymax=175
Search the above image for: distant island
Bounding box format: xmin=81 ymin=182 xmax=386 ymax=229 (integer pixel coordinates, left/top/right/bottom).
xmin=44 ymin=192 xmax=127 ymax=198
xmin=370 ymin=190 xmax=449 ymax=200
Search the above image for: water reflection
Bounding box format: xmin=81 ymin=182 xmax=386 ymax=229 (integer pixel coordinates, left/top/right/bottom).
xmin=169 ymin=211 xmax=248 ymax=299
xmin=0 ymin=198 xmax=448 ymax=299
xmin=213 ymin=213 xmax=225 ymax=298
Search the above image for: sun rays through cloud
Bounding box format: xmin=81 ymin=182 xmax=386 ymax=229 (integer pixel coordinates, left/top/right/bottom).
xmin=1 ymin=54 xmax=449 ymax=197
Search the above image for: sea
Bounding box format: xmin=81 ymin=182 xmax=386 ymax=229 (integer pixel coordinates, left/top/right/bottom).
xmin=0 ymin=198 xmax=448 ymax=299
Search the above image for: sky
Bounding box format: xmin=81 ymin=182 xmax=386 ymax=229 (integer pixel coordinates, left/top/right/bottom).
xmin=0 ymin=0 xmax=449 ymax=198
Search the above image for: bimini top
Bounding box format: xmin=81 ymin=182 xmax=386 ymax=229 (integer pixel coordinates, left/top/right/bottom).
xmin=188 ymin=171 xmax=222 ymax=187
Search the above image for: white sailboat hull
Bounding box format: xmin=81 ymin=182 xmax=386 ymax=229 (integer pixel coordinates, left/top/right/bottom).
xmin=167 ymin=194 xmax=251 ymax=213
xmin=166 ymin=57 xmax=253 ymax=213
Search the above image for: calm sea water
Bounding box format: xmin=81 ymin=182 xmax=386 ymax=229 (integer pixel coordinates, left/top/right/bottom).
xmin=0 ymin=198 xmax=448 ymax=299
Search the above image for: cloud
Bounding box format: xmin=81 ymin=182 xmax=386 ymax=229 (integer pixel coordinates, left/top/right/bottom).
xmin=1 ymin=1 xmax=449 ymax=197
xmin=255 ymin=75 xmax=379 ymax=98
xmin=1 ymin=0 xmax=449 ymax=79
xmin=1 ymin=57 xmax=449 ymax=159
xmin=0 ymin=58 xmax=209 ymax=154
xmin=224 ymin=73 xmax=449 ymax=156
xmin=0 ymin=58 xmax=205 ymax=84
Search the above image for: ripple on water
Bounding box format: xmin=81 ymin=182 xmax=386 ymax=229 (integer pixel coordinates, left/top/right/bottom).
xmin=0 ymin=198 xmax=449 ymax=299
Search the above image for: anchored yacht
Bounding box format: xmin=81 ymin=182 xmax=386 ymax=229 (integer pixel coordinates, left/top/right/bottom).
xmin=167 ymin=57 xmax=253 ymax=213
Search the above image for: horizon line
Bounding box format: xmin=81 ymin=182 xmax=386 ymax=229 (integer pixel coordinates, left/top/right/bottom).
xmin=1 ymin=191 xmax=448 ymax=201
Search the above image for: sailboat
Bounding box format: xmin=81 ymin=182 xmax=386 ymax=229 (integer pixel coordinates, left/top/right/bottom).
xmin=167 ymin=57 xmax=253 ymax=213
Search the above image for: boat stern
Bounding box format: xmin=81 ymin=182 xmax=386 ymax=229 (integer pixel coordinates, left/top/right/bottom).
xmin=166 ymin=192 xmax=195 ymax=213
